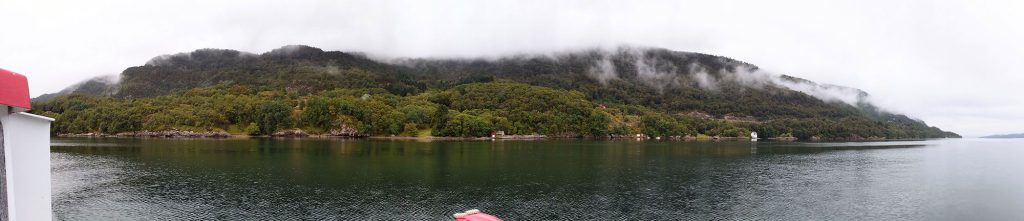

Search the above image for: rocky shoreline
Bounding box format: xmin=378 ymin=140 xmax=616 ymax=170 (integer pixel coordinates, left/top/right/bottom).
xmin=268 ymin=128 xmax=367 ymax=138
xmin=371 ymin=134 xmax=548 ymax=140
xmin=58 ymin=128 xmax=368 ymax=138
xmin=56 ymin=129 xmax=920 ymax=141
xmin=60 ymin=129 xmax=231 ymax=138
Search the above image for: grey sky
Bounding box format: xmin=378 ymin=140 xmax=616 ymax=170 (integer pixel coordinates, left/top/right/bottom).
xmin=1 ymin=0 xmax=1021 ymax=137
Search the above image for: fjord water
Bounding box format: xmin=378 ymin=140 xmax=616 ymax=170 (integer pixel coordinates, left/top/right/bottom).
xmin=51 ymin=138 xmax=1024 ymax=220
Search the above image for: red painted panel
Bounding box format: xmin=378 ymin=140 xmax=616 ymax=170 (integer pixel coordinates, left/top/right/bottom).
xmin=0 ymin=68 xmax=31 ymax=111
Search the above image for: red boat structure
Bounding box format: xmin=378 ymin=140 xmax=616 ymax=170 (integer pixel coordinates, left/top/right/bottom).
xmin=453 ymin=209 xmax=502 ymax=221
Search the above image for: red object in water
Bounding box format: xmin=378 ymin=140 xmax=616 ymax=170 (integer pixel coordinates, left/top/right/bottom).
xmin=454 ymin=209 xmax=502 ymax=221
xmin=0 ymin=68 xmax=31 ymax=112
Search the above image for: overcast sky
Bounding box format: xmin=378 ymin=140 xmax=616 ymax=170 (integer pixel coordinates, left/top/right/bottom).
xmin=1 ymin=0 xmax=1021 ymax=137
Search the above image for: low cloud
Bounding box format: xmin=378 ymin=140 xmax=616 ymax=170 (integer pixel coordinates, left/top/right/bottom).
xmin=577 ymin=47 xmax=878 ymax=110
xmin=586 ymin=55 xmax=617 ymax=84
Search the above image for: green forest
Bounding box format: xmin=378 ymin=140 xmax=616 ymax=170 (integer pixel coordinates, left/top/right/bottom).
xmin=30 ymin=45 xmax=960 ymax=140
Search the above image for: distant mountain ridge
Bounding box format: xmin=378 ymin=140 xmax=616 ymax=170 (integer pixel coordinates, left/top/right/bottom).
xmin=32 ymin=75 xmax=117 ymax=102
xmin=40 ymin=45 xmax=879 ymax=113
xmin=981 ymin=133 xmax=1024 ymax=138
xmin=31 ymin=45 xmax=959 ymax=139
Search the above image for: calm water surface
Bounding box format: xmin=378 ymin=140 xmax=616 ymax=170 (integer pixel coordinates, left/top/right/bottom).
xmin=51 ymin=138 xmax=1024 ymax=220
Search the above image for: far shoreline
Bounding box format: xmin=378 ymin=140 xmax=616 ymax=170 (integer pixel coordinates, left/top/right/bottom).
xmin=53 ymin=133 xmax=950 ymax=142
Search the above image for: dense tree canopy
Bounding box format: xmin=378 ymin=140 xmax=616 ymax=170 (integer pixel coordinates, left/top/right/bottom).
xmin=32 ymin=81 xmax=954 ymax=139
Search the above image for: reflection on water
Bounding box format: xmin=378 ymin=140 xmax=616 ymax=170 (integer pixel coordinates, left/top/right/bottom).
xmin=51 ymin=138 xmax=1024 ymax=220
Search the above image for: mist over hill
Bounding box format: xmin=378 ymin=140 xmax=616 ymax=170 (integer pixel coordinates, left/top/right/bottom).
xmin=32 ymin=75 xmax=118 ymax=102
xmin=31 ymin=45 xmax=959 ymax=139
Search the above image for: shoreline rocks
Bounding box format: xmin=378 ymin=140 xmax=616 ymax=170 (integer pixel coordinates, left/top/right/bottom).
xmin=270 ymin=127 xmax=369 ymax=138
xmin=492 ymin=134 xmax=547 ymax=140
xmin=61 ymin=128 xmax=230 ymax=138
xmin=131 ymin=129 xmax=230 ymax=138
xmin=326 ymin=125 xmax=365 ymax=137
xmin=769 ymin=136 xmax=798 ymax=141
xmin=271 ymin=129 xmax=309 ymax=137
xmin=55 ymin=130 xmax=917 ymax=142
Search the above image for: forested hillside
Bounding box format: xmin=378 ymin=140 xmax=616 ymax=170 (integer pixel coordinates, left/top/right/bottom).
xmin=30 ymin=45 xmax=960 ymax=140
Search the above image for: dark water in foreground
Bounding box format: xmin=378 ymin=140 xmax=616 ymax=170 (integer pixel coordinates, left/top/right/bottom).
xmin=51 ymin=138 xmax=1024 ymax=220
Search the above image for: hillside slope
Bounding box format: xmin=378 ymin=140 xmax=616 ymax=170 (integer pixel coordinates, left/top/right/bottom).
xmin=31 ymin=45 xmax=960 ymax=139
